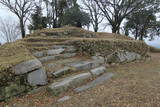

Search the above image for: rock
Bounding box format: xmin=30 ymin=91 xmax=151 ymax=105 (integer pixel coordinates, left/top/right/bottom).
xmin=107 ymin=50 xmax=142 ymax=63
xmin=91 ymin=56 xmax=105 ymax=63
xmin=57 ymin=96 xmax=71 ymax=102
xmin=74 ymin=73 xmax=114 ymax=93
xmin=53 ymin=67 xmax=75 ymax=77
xmin=65 ymin=47 xmax=77 ymax=53
xmin=90 ymin=66 xmax=106 ymax=76
xmin=46 ymin=63 xmax=57 ymax=68
xmin=53 ymin=45 xmax=74 ymax=49
xmin=12 ymin=59 xmax=42 ymax=75
xmin=39 ymin=53 xmax=76 ymax=63
xmin=27 ymin=68 xmax=48 ymax=86
xmin=33 ymin=51 xmax=44 ymax=57
xmin=67 ymin=61 xmax=101 ymax=71
xmin=47 ymin=48 xmax=65 ymax=55
xmin=60 ymin=53 xmax=76 ymax=58
xmin=39 ymin=56 xmax=56 ymax=63
xmin=48 ymin=73 xmax=91 ymax=94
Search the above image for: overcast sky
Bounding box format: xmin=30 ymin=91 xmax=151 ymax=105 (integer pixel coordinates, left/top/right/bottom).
xmin=0 ymin=3 xmax=160 ymax=48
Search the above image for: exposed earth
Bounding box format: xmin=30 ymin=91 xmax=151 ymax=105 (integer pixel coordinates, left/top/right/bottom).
xmin=0 ymin=52 xmax=160 ymax=107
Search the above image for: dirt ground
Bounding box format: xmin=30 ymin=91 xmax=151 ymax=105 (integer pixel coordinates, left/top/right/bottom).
xmin=1 ymin=52 xmax=160 ymax=107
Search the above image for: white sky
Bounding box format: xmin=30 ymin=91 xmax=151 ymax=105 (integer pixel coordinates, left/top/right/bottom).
xmin=0 ymin=2 xmax=160 ymax=48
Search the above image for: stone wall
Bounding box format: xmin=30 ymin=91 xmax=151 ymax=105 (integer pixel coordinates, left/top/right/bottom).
xmin=71 ymin=39 xmax=149 ymax=57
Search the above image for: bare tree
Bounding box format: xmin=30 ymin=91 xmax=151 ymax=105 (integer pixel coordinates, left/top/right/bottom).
xmin=0 ymin=0 xmax=35 ymax=38
xmin=0 ymin=18 xmax=20 ymax=43
xmin=94 ymin=0 xmax=160 ymax=34
xmin=82 ymin=0 xmax=104 ymax=32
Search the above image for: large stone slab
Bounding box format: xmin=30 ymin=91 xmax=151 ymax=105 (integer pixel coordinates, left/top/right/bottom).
xmin=53 ymin=67 xmax=75 ymax=77
xmin=27 ymin=68 xmax=48 ymax=86
xmin=39 ymin=56 xmax=56 ymax=63
xmin=67 ymin=61 xmax=102 ymax=71
xmin=47 ymin=48 xmax=65 ymax=55
xmin=91 ymin=56 xmax=105 ymax=64
xmin=12 ymin=59 xmax=42 ymax=75
xmin=53 ymin=45 xmax=74 ymax=49
xmin=107 ymin=50 xmax=142 ymax=63
xmin=33 ymin=51 xmax=45 ymax=57
xmin=48 ymin=73 xmax=91 ymax=94
xmin=90 ymin=66 xmax=106 ymax=76
xmin=74 ymin=73 xmax=114 ymax=93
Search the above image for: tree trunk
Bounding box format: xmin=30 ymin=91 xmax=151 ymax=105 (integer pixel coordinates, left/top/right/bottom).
xmin=139 ymin=35 xmax=144 ymax=41
xmin=94 ymin=25 xmax=98 ymax=32
xmin=20 ymin=19 xmax=25 ymax=38
xmin=112 ymin=26 xmax=117 ymax=33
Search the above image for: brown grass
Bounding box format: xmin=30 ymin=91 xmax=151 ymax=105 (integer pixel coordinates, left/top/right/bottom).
xmin=0 ymin=41 xmax=34 ymax=72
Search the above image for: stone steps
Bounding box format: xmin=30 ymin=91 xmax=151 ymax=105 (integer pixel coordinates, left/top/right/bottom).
xmin=38 ymin=53 xmax=77 ymax=63
xmin=47 ymin=65 xmax=109 ymax=95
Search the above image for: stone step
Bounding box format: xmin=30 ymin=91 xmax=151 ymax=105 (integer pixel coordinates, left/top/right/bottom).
xmin=47 ymin=72 xmax=92 ymax=95
xmin=66 ymin=60 xmax=104 ymax=71
xmin=33 ymin=46 xmax=76 ymax=58
xmin=39 ymin=53 xmax=77 ymax=63
xmin=52 ymin=67 xmax=76 ymax=78
xmin=52 ymin=62 xmax=106 ymax=78
xmin=74 ymin=73 xmax=114 ymax=93
xmin=47 ymin=48 xmax=65 ymax=55
xmin=90 ymin=66 xmax=106 ymax=76
xmin=47 ymin=66 xmax=108 ymax=95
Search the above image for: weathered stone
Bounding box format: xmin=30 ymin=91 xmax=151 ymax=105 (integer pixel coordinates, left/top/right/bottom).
xmin=91 ymin=56 xmax=105 ymax=63
xmin=53 ymin=67 xmax=75 ymax=77
xmin=39 ymin=56 xmax=56 ymax=63
xmin=57 ymin=96 xmax=71 ymax=102
xmin=33 ymin=51 xmax=44 ymax=57
xmin=0 ymin=82 xmax=28 ymax=101
xmin=27 ymin=68 xmax=48 ymax=86
xmin=107 ymin=50 xmax=142 ymax=63
xmin=46 ymin=63 xmax=57 ymax=68
xmin=47 ymin=48 xmax=65 ymax=55
xmin=53 ymin=45 xmax=74 ymax=49
xmin=65 ymin=48 xmax=77 ymax=53
xmin=60 ymin=53 xmax=76 ymax=58
xmin=39 ymin=53 xmax=76 ymax=63
xmin=12 ymin=59 xmax=42 ymax=75
xmin=48 ymin=73 xmax=91 ymax=94
xmin=74 ymin=73 xmax=114 ymax=92
xmin=67 ymin=61 xmax=101 ymax=71
xmin=90 ymin=66 xmax=106 ymax=76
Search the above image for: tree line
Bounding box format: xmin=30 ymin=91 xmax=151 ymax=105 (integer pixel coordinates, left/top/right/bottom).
xmin=0 ymin=0 xmax=160 ymax=42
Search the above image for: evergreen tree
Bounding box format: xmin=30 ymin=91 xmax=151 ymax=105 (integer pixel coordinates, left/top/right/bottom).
xmin=124 ymin=9 xmax=158 ymax=40
xmin=29 ymin=6 xmax=47 ymax=31
xmin=61 ymin=0 xmax=91 ymax=27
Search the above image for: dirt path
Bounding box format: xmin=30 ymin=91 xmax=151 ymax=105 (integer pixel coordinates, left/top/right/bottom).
xmin=1 ymin=53 xmax=160 ymax=107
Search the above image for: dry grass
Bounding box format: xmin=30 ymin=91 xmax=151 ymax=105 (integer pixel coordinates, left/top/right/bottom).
xmin=0 ymin=41 xmax=34 ymax=72
xmin=33 ymin=26 xmax=96 ymax=38
xmin=96 ymin=32 xmax=134 ymax=40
